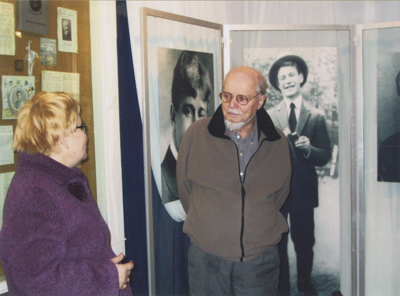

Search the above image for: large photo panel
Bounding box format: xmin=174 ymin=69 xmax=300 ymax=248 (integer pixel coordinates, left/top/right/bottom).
xmin=245 ymin=47 xmax=340 ymax=295
xmin=142 ymin=8 xmax=223 ymax=295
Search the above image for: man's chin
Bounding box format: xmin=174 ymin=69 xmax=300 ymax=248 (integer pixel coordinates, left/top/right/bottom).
xmin=225 ymin=119 xmax=245 ymax=131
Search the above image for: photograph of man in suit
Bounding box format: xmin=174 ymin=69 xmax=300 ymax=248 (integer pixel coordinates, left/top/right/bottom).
xmin=153 ymin=49 xmax=213 ymax=296
xmin=14 ymin=90 xmax=23 ymax=109
xmin=267 ymin=54 xmax=332 ymax=296
xmin=377 ymin=69 xmax=400 ymax=182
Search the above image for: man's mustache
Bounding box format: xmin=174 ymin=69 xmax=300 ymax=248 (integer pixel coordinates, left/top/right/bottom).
xmin=226 ymin=108 xmax=243 ymax=115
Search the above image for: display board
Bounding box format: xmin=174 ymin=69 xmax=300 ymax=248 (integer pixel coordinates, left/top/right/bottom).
xmin=0 ymin=0 xmax=96 ymax=285
xmin=224 ymin=25 xmax=352 ymax=296
xmin=142 ymin=7 xmax=223 ymax=296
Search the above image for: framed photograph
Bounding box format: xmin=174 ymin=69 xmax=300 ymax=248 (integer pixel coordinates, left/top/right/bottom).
xmin=2 ymin=76 xmax=35 ymax=120
xmin=40 ymin=38 xmax=57 ymax=66
xmin=361 ymin=22 xmax=400 ymax=296
xmin=57 ymin=7 xmax=77 ymax=53
xmin=15 ymin=60 xmax=23 ymax=72
xmin=141 ymin=8 xmax=223 ymax=295
xmin=224 ymin=25 xmax=352 ymax=295
xmin=17 ymin=0 xmax=49 ymax=35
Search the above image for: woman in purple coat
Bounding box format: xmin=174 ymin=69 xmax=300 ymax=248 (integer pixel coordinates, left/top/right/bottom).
xmin=0 ymin=92 xmax=133 ymax=295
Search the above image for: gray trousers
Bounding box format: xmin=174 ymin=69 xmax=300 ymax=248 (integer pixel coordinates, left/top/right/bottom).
xmin=188 ymin=243 xmax=280 ymax=296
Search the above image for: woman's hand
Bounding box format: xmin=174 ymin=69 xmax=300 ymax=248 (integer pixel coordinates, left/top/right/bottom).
xmin=111 ymin=253 xmax=134 ymax=290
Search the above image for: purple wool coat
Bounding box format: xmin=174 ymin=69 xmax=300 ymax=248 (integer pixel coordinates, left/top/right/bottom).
xmin=0 ymin=153 xmax=132 ymax=296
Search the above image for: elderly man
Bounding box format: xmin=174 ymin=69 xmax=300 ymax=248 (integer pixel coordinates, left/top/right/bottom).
xmin=177 ymin=66 xmax=291 ymax=295
xmin=268 ymin=55 xmax=331 ymax=296
xmin=62 ymin=19 xmax=72 ymax=41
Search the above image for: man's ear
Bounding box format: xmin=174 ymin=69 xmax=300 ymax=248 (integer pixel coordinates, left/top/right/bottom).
xmin=299 ymin=73 xmax=304 ymax=84
xmin=170 ymin=104 xmax=176 ymax=125
xmin=257 ymin=95 xmax=267 ymax=110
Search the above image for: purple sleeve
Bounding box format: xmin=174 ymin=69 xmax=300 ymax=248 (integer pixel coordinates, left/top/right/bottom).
xmin=0 ymin=187 xmax=126 ymax=295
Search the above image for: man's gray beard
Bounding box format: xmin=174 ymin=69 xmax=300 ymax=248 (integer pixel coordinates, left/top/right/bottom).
xmin=224 ymin=116 xmax=254 ymax=132
xmin=225 ymin=119 xmax=246 ymax=131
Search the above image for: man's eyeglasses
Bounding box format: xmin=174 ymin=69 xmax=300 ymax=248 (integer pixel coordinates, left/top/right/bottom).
xmin=219 ymin=91 xmax=262 ymax=106
xmin=76 ymin=122 xmax=87 ymax=133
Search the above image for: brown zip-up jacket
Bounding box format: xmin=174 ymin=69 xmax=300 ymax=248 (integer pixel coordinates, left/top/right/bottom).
xmin=177 ymin=105 xmax=291 ymax=262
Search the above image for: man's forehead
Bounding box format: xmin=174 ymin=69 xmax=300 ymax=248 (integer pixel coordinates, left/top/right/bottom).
xmin=179 ymin=95 xmax=208 ymax=107
xmin=278 ymin=65 xmax=299 ymax=73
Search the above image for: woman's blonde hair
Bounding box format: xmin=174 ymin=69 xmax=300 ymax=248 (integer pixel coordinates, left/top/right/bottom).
xmin=13 ymin=92 xmax=81 ymax=155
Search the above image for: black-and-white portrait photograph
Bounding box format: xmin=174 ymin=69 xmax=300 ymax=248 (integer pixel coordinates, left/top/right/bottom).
xmin=377 ymin=52 xmax=400 ymax=183
xmin=245 ymin=47 xmax=340 ymax=296
xmin=153 ymin=48 xmax=214 ymax=296
xmin=61 ymin=18 xmax=71 ymax=41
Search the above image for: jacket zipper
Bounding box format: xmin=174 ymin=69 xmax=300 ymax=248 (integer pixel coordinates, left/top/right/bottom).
xmin=240 ymin=183 xmax=245 ymax=262
xmin=237 ymin=137 xmax=267 ymax=262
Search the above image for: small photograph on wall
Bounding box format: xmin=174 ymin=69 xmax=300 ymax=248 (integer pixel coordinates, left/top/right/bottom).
xmin=245 ymin=47 xmax=340 ymax=296
xmin=40 ymin=38 xmax=57 ymax=66
xmin=2 ymin=76 xmax=35 ymax=120
xmin=153 ymin=47 xmax=214 ymax=296
xmin=57 ymin=7 xmax=77 ymax=53
xmin=377 ymin=52 xmax=400 ymax=182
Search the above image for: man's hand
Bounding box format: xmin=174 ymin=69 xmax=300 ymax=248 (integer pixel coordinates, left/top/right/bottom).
xmin=295 ymin=135 xmax=311 ymax=155
xmin=111 ymin=253 xmax=134 ymax=290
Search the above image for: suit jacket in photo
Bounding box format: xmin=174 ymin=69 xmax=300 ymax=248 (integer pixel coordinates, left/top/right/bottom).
xmin=268 ymin=99 xmax=331 ymax=209
xmin=378 ymin=131 xmax=400 ymax=182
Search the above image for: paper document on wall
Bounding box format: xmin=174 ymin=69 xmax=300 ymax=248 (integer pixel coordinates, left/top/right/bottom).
xmin=57 ymin=7 xmax=77 ymax=53
xmin=0 ymin=126 xmax=14 ymax=166
xmin=0 ymin=2 xmax=15 ymax=56
xmin=42 ymin=71 xmax=80 ymax=101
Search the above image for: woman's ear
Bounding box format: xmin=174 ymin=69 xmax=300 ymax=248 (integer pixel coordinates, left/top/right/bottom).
xmin=59 ymin=134 xmax=69 ymax=149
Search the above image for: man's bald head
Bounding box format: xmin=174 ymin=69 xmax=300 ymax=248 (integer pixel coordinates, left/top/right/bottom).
xmin=224 ymin=66 xmax=268 ymax=95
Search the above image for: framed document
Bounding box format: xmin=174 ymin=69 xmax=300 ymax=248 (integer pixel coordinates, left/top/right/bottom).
xmin=17 ymin=0 xmax=49 ymax=35
xmin=57 ymin=7 xmax=77 ymax=53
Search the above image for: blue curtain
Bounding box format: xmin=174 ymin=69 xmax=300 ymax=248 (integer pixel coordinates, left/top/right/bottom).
xmin=116 ymin=1 xmax=149 ymax=295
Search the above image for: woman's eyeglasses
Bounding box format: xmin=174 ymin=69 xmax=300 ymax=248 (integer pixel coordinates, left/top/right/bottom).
xmin=76 ymin=122 xmax=87 ymax=133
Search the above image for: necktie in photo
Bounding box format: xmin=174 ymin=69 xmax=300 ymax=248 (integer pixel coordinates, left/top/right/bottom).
xmin=289 ymin=103 xmax=297 ymax=133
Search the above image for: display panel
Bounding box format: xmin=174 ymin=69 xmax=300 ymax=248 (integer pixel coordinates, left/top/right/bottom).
xmin=226 ymin=26 xmax=351 ymax=296
xmin=363 ymin=23 xmax=400 ymax=296
xmin=0 ymin=1 xmax=97 ymax=293
xmin=142 ymin=8 xmax=223 ymax=295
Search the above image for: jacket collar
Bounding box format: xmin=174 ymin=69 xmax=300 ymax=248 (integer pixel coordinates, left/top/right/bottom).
xmin=17 ymin=152 xmax=85 ymax=185
xmin=208 ymin=104 xmax=281 ymax=141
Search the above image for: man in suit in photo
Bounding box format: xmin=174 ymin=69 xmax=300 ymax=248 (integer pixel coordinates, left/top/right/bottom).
xmin=267 ymin=54 xmax=332 ymax=296
xmin=14 ymin=90 xmax=23 ymax=109
xmin=377 ymin=69 xmax=400 ymax=182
